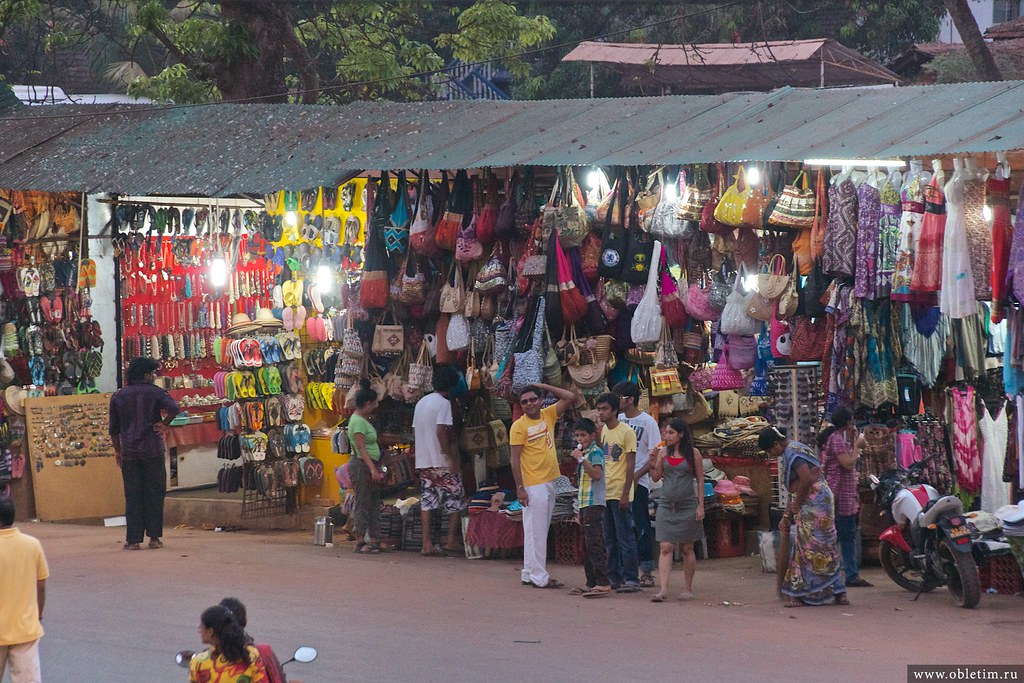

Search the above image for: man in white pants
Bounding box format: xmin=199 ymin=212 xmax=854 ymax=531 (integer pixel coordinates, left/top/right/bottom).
xmin=0 ymin=496 xmax=48 ymax=683
xmin=510 ymin=383 xmax=576 ymax=588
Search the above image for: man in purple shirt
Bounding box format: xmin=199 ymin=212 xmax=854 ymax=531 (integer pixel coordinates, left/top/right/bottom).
xmin=109 ymin=357 xmax=180 ymax=550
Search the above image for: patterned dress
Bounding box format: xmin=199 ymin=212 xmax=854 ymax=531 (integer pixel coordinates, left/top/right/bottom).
xmin=910 ymin=174 xmax=945 ymax=297
xmin=949 ymin=385 xmax=982 ymax=495
xmin=823 ymin=179 xmax=858 ymax=278
xmin=962 ymin=176 xmax=991 ymax=301
xmin=875 ymin=180 xmax=902 ymax=299
xmin=854 ymin=182 xmax=880 ymax=299
xmin=891 ymin=172 xmax=926 ymax=302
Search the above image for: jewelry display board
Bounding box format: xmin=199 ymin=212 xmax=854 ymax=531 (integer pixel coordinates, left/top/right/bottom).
xmin=24 ymin=393 xmax=125 ymax=521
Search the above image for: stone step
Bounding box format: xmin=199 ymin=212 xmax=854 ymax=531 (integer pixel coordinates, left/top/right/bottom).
xmin=164 ymin=491 xmax=324 ymax=532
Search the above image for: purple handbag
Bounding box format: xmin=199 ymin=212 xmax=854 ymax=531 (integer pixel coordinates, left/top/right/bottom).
xmin=726 ymin=334 xmax=757 ymax=369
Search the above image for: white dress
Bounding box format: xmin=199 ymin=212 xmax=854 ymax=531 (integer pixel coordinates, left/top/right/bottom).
xmin=939 ymin=171 xmax=976 ymax=319
xmin=978 ymin=404 xmax=1010 ymax=514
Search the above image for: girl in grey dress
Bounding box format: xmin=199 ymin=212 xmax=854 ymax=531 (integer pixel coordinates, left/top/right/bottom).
xmin=650 ymin=418 xmax=705 ymax=602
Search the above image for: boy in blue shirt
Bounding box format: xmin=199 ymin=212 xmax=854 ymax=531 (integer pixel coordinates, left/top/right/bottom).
xmin=569 ymin=418 xmax=611 ymax=598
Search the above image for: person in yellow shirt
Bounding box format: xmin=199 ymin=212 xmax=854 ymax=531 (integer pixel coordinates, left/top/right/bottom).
xmin=509 ymin=382 xmax=575 ymax=588
xmin=596 ymin=392 xmax=640 ymax=593
xmin=0 ymin=496 xmax=49 ymax=683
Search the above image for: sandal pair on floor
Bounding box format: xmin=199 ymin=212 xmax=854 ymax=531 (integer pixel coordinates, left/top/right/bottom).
xmin=568 ymin=586 xmax=610 ymax=598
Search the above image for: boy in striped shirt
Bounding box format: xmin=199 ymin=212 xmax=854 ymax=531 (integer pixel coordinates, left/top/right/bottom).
xmin=569 ymin=418 xmax=611 ymax=598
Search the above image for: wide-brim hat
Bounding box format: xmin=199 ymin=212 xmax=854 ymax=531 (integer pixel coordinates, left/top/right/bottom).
xmin=4 ymin=384 xmax=27 ymax=415
xmin=227 ymin=312 xmax=259 ymax=334
xmin=254 ymin=307 xmax=283 ymax=328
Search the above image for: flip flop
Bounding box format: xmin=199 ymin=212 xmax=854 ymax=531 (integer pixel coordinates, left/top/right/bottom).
xmin=283 ymin=307 xmax=294 ymax=331
xmin=567 ymin=587 xmax=588 ymax=596
xmin=582 ymin=588 xmax=611 ymax=599
xmin=650 ymin=593 xmax=667 ymax=603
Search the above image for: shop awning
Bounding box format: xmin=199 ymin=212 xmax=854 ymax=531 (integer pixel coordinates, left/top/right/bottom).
xmin=0 ymin=80 xmax=1022 ymax=196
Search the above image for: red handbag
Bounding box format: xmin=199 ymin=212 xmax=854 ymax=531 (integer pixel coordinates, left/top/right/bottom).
xmin=699 ymin=163 xmax=730 ymax=235
xmin=555 ymin=234 xmax=587 ymax=325
xmin=789 ymin=316 xmax=826 ymax=362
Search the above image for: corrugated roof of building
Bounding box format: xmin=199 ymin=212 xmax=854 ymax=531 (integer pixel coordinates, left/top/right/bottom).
xmin=563 ymin=40 xmax=831 ymax=67
xmin=0 ymin=80 xmax=1022 ymax=195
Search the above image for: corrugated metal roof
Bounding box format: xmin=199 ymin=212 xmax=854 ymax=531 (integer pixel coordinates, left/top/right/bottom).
xmin=0 ymin=81 xmax=1022 ymax=195
xmin=563 ymin=40 xmax=833 ymax=67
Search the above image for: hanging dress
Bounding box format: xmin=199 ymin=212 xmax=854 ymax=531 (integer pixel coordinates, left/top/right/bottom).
xmin=949 ymin=385 xmax=982 ymax=495
xmin=1006 ymin=181 xmax=1024 ymax=299
xmin=876 ymin=179 xmax=901 ymax=300
xmin=978 ymin=403 xmax=1010 ymax=514
xmin=891 ymin=172 xmax=926 ymax=302
xmin=910 ymin=173 xmax=945 ymax=298
xmin=823 ymin=179 xmax=858 ymax=279
xmin=988 ymin=175 xmax=1012 ymax=322
xmin=854 ymin=182 xmax=880 ymax=299
xmin=962 ymin=174 xmax=990 ymax=302
xmin=939 ymin=170 xmax=976 ymax=319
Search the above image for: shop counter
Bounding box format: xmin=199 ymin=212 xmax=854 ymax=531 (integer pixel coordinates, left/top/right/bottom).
xmin=166 ymin=420 xmax=223 ymax=489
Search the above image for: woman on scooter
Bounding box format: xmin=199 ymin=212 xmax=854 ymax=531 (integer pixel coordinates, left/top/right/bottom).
xmin=189 ymin=604 xmax=269 ymax=682
xmin=759 ymin=427 xmax=849 ymax=607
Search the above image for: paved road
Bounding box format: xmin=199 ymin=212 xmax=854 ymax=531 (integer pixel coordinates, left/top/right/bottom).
xmin=16 ymin=522 xmax=1024 ymax=682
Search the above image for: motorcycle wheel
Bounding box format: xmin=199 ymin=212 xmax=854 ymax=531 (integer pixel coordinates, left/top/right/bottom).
xmin=879 ymin=540 xmax=938 ymax=593
xmin=939 ymin=539 xmax=981 ymax=609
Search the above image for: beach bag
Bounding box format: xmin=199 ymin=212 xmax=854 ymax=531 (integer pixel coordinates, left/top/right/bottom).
xmin=757 ymin=254 xmax=789 ymax=300
xmin=768 ymin=170 xmax=816 ymax=228
xmin=436 ymin=169 xmax=471 ymax=251
xmin=714 ymin=165 xmax=753 ymax=228
xmin=372 ymin=304 xmax=404 ymax=356
xmin=678 ymin=164 xmax=712 ymax=222
xmin=711 ymin=347 xmax=745 ymax=391
xmin=789 ymin=316 xmax=827 ymax=362
xmin=597 ymin=169 xmax=628 ymax=279
xmin=440 ymin=262 xmax=466 ymax=314
xmin=660 ymin=264 xmax=687 ymax=328
xmin=512 ymin=297 xmax=545 ymax=393
xmin=720 ymin=265 xmax=761 ymax=336
xmin=410 ymin=171 xmax=442 ymax=257
xmin=384 ymin=171 xmax=410 ymax=254
xmin=726 ymin=335 xmax=757 ymax=370
xmin=630 ymin=239 xmax=664 ymax=345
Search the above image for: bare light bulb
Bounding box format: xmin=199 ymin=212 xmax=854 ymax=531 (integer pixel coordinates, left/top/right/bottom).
xmin=316 ymin=264 xmax=333 ymax=294
xmin=743 ymin=274 xmax=758 ymax=292
xmin=745 ymin=166 xmax=761 ymax=187
xmin=663 ymin=182 xmax=678 ymax=202
xmin=284 ymin=211 xmax=298 ymax=227
xmin=587 ymin=170 xmax=602 ymax=190
xmin=210 ymin=257 xmax=228 ymax=288
xmin=982 ymin=205 xmax=993 ymax=223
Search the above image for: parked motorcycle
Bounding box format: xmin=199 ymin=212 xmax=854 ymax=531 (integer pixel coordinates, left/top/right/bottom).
xmin=175 ymin=645 xmax=317 ymax=679
xmin=870 ymin=457 xmax=981 ymax=608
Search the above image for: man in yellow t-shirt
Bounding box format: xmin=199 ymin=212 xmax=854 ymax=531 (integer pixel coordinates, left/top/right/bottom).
xmin=0 ymin=496 xmax=49 ymax=682
xmin=509 ymin=382 xmax=576 ymax=588
xmin=597 ymin=392 xmax=640 ymax=592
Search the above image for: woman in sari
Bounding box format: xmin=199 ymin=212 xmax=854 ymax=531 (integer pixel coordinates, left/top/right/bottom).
xmin=759 ymin=426 xmax=849 ymax=607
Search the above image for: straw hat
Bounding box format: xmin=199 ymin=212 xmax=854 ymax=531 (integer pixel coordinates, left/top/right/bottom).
xmin=227 ymin=312 xmax=258 ymax=334
xmin=254 ymin=307 xmax=283 ymax=328
xmin=4 ymin=385 xmax=27 ymax=416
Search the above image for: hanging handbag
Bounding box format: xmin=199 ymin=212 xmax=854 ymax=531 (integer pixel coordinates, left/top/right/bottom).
xmin=768 ymin=170 xmax=816 ymax=228
xmin=709 ymin=264 xmax=734 ymax=311
xmin=396 ymin=254 xmax=427 ymax=305
xmin=456 ymin=212 xmax=484 ymax=263
xmin=685 ymin=272 xmax=722 ymax=322
xmin=474 ymin=245 xmax=507 ymax=296
xmin=630 ymin=239 xmax=664 ymax=345
xmin=650 ymin=365 xmax=684 ymax=397
xmin=476 ymin=171 xmax=499 ymax=244
xmin=436 ymin=169 xmax=470 ymax=250
xmin=384 ymin=170 xmax=410 ymax=254
xmin=757 ymin=254 xmax=789 ymax=300
xmin=372 ymin=304 xmax=405 ymax=357
xmin=446 ymin=312 xmax=471 ymax=352
xmin=566 ymin=328 xmax=607 ymax=389
xmin=770 ymin=317 xmax=792 ymax=359
xmin=495 ymin=168 xmax=516 ymax=240
xmin=678 ymin=164 xmax=712 ymax=221
xmin=720 ymin=265 xmax=761 ymax=336
xmin=725 ymin=334 xmax=757 ymax=370
xmin=359 ymin=178 xmax=391 ymax=309
xmin=597 ymin=169 xmax=629 ymax=280
xmin=408 ymin=343 xmax=434 ymax=393
xmin=654 ymin=319 xmax=678 ymax=368
xmin=745 ymin=288 xmax=774 ymax=323
xmin=741 ymin=165 xmax=773 ymax=229
xmin=789 ymin=315 xmax=827 ymax=362
xmin=660 ymin=264 xmax=687 ymax=328
xmin=554 ymin=233 xmax=588 ymax=325
xmin=650 ymin=169 xmax=685 ymax=239
xmin=680 ymin=383 xmax=712 ymax=424
xmin=569 ymin=248 xmax=608 ymax=335
xmin=410 ymin=171 xmax=442 ymax=257
xmin=798 ymin=257 xmax=832 ymax=317
xmin=714 ymin=164 xmax=753 ymax=228
xmin=439 ymin=261 xmax=466 ymax=314
xmin=710 ymin=346 xmax=745 ymax=391
xmin=777 ymin=264 xmax=800 ymax=319
xmin=700 ymin=164 xmax=730 ymax=235
xmin=513 ymin=168 xmax=540 ymax=239
xmin=512 ymin=297 xmax=546 ymax=393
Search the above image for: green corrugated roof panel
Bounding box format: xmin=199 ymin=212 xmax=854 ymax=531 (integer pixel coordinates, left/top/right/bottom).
xmin=0 ymin=81 xmax=1022 ymax=195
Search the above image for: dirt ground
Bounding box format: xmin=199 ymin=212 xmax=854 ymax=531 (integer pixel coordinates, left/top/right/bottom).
xmin=15 ymin=520 xmax=1024 ymax=682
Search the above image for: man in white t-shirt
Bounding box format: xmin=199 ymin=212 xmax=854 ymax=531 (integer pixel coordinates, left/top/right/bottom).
xmin=413 ymin=364 xmax=464 ymax=556
xmin=613 ymin=381 xmax=661 ymax=587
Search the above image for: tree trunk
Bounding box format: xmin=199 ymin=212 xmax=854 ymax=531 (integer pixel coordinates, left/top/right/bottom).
xmin=216 ymin=0 xmax=289 ymax=102
xmin=944 ymin=0 xmax=1003 ymax=81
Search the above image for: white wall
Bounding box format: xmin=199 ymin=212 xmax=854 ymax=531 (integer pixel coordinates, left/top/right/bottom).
xmin=87 ymin=193 xmax=119 ymax=393
xmin=938 ymin=0 xmax=1022 ymax=43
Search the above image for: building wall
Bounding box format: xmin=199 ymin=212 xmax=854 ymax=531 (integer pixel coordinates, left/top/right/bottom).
xmin=939 ymin=0 xmax=1023 ymax=43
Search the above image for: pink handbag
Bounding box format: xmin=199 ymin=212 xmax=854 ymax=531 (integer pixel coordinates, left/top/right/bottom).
xmin=686 ymin=275 xmax=723 ymax=321
xmin=711 ymin=346 xmax=745 ymax=390
xmin=725 ymin=335 xmax=756 ymax=370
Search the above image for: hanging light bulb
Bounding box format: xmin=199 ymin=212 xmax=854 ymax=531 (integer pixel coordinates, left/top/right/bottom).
xmin=284 ymin=211 xmax=298 ymax=227
xmin=316 ymin=264 xmax=333 ymax=294
xmin=663 ymin=181 xmax=678 ymax=202
xmin=743 ymin=273 xmax=759 ymax=292
xmin=982 ymin=204 xmax=993 ymax=223
xmin=587 ymin=170 xmax=602 ymax=190
xmin=210 ymin=257 xmax=228 ymax=288
xmin=745 ymin=165 xmax=761 ymax=187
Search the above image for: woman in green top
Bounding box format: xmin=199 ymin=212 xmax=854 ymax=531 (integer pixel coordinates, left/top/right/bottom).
xmin=348 ymin=379 xmax=384 ymax=553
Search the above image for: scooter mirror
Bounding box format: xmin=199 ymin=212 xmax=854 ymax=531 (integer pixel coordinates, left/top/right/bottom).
xmin=175 ymin=651 xmax=196 ymax=668
xmin=293 ymin=646 xmax=318 ymax=663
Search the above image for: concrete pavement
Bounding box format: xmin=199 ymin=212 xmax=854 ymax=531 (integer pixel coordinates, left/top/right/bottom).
xmin=15 ymin=521 xmax=1024 ymax=683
